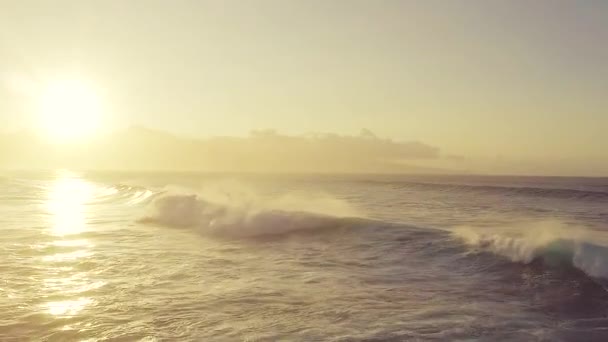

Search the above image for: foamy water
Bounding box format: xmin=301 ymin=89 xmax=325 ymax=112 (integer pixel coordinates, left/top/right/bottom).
xmin=2 ymin=171 xmax=608 ymax=341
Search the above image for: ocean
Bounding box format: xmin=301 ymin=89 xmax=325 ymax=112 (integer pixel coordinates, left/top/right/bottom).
xmin=1 ymin=171 xmax=608 ymax=341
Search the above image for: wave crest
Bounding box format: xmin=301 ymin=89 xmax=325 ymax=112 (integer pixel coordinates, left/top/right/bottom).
xmin=453 ymin=222 xmax=608 ymax=280
xmin=138 ymin=193 xmax=353 ymax=238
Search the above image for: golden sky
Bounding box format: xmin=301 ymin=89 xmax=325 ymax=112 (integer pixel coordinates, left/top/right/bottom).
xmin=1 ymin=1 xmax=607 ymax=175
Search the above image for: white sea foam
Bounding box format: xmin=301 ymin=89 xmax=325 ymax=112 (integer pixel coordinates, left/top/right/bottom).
xmin=137 ymin=183 xmax=360 ymax=238
xmin=453 ymin=221 xmax=608 ymax=279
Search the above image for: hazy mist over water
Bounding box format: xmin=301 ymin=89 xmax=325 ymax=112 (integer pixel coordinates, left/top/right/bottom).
xmin=2 ymin=0 xmax=608 ymax=176
xmin=2 ymin=171 xmax=608 ymax=341
xmin=3 ymin=126 xmax=608 ymax=176
xmin=0 ymin=127 xmax=444 ymax=174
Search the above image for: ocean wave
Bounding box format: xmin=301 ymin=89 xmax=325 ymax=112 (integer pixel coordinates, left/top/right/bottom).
xmin=453 ymin=223 xmax=608 ymax=280
xmin=399 ymin=182 xmax=608 ymax=201
xmin=138 ymin=193 xmax=357 ymax=238
xmin=93 ymin=184 xmax=158 ymax=205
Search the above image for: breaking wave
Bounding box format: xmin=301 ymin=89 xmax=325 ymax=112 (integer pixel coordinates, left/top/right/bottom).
xmin=91 ymin=183 xmax=158 ymax=205
xmin=138 ymin=193 xmax=359 ymax=238
xmin=135 ymin=183 xmax=608 ymax=287
xmin=112 ymin=184 xmax=158 ymax=204
xmin=453 ymin=222 xmax=608 ymax=280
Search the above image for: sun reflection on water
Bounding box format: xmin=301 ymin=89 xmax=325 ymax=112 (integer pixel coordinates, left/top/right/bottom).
xmin=45 ymin=297 xmax=93 ymax=316
xmin=45 ymin=170 xmax=94 ymax=236
xmin=52 ymin=239 xmax=92 ymax=247
xmin=41 ymin=170 xmax=100 ymax=317
xmin=42 ymin=249 xmax=94 ymax=262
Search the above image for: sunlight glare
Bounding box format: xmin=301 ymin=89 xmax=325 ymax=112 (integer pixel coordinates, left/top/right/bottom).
xmin=45 ymin=171 xmax=94 ymax=236
xmin=36 ymin=79 xmax=102 ymax=142
xmin=41 ymin=171 xmax=98 ymax=320
xmin=45 ymin=298 xmax=92 ymax=316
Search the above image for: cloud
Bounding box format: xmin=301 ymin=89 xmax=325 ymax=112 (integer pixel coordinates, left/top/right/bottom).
xmin=0 ymin=127 xmax=442 ymax=173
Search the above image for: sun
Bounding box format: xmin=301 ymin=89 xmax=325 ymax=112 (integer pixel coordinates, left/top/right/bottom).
xmin=37 ymin=79 xmax=103 ymax=142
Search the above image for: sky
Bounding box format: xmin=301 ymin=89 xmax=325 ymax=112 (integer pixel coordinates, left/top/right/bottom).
xmin=1 ymin=0 xmax=607 ymax=175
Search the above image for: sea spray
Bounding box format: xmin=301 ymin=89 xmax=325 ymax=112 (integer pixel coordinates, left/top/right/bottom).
xmin=452 ymin=220 xmax=608 ymax=279
xmin=137 ymin=185 xmax=361 ymax=238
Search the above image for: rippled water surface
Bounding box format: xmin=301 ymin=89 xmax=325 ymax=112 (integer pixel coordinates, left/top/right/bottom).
xmin=2 ymin=171 xmax=608 ymax=341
